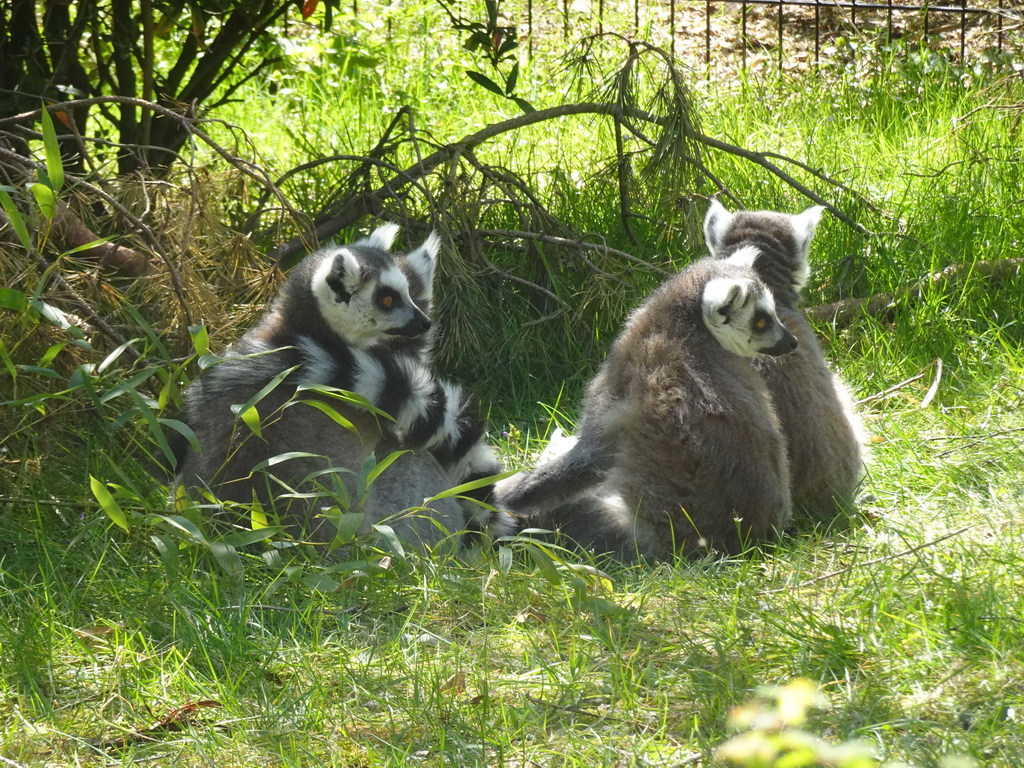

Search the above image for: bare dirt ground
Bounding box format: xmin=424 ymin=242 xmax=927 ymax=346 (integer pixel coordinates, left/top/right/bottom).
xmin=520 ymin=1 xmax=1023 ymax=76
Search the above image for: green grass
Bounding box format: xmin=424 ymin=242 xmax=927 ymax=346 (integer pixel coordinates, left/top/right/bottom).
xmin=3 ymin=3 xmax=1024 ymax=766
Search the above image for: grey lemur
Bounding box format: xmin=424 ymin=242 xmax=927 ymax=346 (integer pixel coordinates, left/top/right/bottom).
xmin=171 ymin=224 xmax=516 ymax=549
xmin=703 ymin=199 xmax=865 ymax=519
xmin=497 ymin=253 xmax=797 ymax=559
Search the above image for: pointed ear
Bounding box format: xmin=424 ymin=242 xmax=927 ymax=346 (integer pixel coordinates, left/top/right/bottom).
xmin=724 ymin=244 xmax=760 ymax=272
xmin=405 ymin=231 xmax=440 ymax=294
xmin=363 ymin=222 xmax=401 ymax=252
xmin=703 ymin=198 xmax=734 ymax=254
xmin=702 ymin=277 xmax=747 ymax=325
xmin=791 ymin=206 xmax=823 ymax=259
xmin=314 ymin=247 xmax=363 ymax=303
xmin=335 ymin=248 xmax=363 ymax=293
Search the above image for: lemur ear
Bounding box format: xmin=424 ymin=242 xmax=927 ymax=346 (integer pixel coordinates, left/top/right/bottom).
xmin=703 ymin=198 xmax=734 ymax=254
xmin=334 ymin=248 xmax=364 ymax=294
xmin=702 ymin=277 xmax=748 ymax=325
xmin=363 ymin=222 xmax=401 ymax=252
xmin=314 ymin=247 xmax=364 ymax=304
xmin=405 ymin=231 xmax=440 ymax=292
xmin=724 ymin=244 xmax=760 ymax=272
xmin=791 ymin=206 xmax=823 ymax=260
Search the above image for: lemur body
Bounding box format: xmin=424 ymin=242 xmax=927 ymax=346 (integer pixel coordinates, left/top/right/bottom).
xmin=498 ymin=254 xmax=796 ymax=559
xmin=703 ymin=200 xmax=865 ymax=519
xmin=172 ymin=225 xmax=514 ymax=548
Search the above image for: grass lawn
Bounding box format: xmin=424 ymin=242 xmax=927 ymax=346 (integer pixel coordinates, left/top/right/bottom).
xmin=2 ymin=3 xmax=1023 ymax=765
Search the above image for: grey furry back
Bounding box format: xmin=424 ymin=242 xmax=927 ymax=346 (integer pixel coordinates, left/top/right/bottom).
xmin=173 ymin=369 xmax=467 ymax=550
xmin=704 ymin=200 xmax=865 ymax=518
xmin=170 ymin=226 xmax=510 ymax=551
xmin=499 ymin=257 xmax=794 ymax=560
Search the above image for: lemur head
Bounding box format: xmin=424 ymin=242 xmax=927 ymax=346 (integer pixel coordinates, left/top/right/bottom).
xmin=703 ymin=198 xmax=823 ymax=306
xmin=701 ymin=266 xmax=798 ymax=358
xmin=310 ymin=223 xmax=441 ymax=347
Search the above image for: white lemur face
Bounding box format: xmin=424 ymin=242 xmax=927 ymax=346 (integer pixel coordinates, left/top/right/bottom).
xmin=311 ymin=225 xmax=441 ymax=347
xmin=702 ymin=276 xmax=798 ymax=357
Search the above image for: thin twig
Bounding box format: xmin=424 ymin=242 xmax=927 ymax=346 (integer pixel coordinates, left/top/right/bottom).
xmin=936 ymin=427 xmax=1024 ymax=458
xmin=477 ymin=228 xmax=671 ymax=277
xmin=691 ymin=132 xmax=872 ymax=236
xmin=221 ymin=604 xmax=360 ymax=615
xmin=855 ymin=363 xmax=935 ymax=406
xmin=762 ymin=525 xmax=976 ymax=595
xmin=525 ymin=695 xmax=622 ymax=722
xmin=808 ymin=256 xmax=1024 ymax=327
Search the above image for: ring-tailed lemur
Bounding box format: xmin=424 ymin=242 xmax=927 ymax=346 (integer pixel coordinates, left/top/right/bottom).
xmin=172 ymin=224 xmax=515 ymax=548
xmin=703 ymin=199 xmax=865 ymax=519
xmin=496 ymin=253 xmax=796 ymax=559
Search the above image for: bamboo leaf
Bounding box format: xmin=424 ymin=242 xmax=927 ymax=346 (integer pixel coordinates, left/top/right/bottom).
xmin=324 ymin=510 xmax=366 ymax=550
xmin=209 ymin=541 xmax=244 ymax=579
xmin=91 ymin=475 xmax=129 ymax=532
xmin=363 ymin=449 xmax=410 ymax=490
xmin=249 ymin=496 xmax=270 ymax=530
xmin=159 ymin=418 xmax=200 ymax=454
xmin=151 ymin=533 xmax=180 ymax=576
xmin=0 ymin=287 xmax=27 ymax=312
xmin=251 ymin=451 xmax=323 ymax=472
xmin=0 ymin=189 xmax=33 ymax=251
xmin=0 ymin=338 xmax=16 ymax=379
xmin=230 ymin=364 xmax=300 ymax=433
xmin=511 ymin=95 xmax=536 ymax=114
xmin=505 ymin=61 xmax=519 ymax=95
xmin=238 ymin=404 xmax=262 ymax=437
xmin=128 ymin=389 xmax=177 ymax=467
xmin=294 ymin=397 xmax=358 ymax=432
xmin=427 ymin=468 xmax=518 ymax=502
xmin=39 ymin=105 xmax=65 ymax=192
xmin=466 ymin=70 xmax=506 ymax=97
xmin=189 ymin=325 xmax=210 ymax=356
xmin=154 ymin=514 xmax=208 ymax=544
xmin=223 ymin=527 xmax=284 ymax=547
xmin=522 ymin=542 xmax=561 ymax=585
xmin=371 ymin=523 xmax=406 ymax=558
xmin=30 ymin=182 xmax=56 ymax=221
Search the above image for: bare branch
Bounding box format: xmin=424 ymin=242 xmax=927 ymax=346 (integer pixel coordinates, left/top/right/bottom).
xmin=808 ymin=257 xmax=1024 ymax=327
xmin=477 ymin=228 xmax=671 ymax=277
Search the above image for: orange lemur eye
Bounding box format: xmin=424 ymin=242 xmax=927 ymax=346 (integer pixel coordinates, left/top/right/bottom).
xmin=755 ymin=318 xmax=767 ymax=329
xmin=378 ymin=291 xmax=397 ymax=309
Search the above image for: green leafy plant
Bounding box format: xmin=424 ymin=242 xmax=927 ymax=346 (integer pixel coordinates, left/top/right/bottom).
xmin=717 ymin=680 xmax=979 ymax=768
xmin=438 ymin=0 xmax=534 ymax=112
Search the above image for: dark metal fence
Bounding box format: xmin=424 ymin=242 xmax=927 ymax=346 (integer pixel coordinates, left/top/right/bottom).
xmin=516 ymin=0 xmax=1022 ymax=71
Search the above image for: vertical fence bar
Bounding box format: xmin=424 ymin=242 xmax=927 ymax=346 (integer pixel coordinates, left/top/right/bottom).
xmin=563 ymin=0 xmax=569 ymax=41
xmin=815 ymin=0 xmax=820 ymax=67
xmin=670 ymin=0 xmax=676 ymax=57
xmin=742 ymin=0 xmax=748 ymax=70
xmin=706 ymin=0 xmax=712 ymax=67
xmin=851 ymin=0 xmax=857 ymax=30
xmin=999 ymin=0 xmax=1004 ymax=53
xmin=777 ymin=0 xmax=783 ymax=69
xmin=527 ymin=0 xmax=533 ymax=59
xmin=960 ymin=0 xmax=967 ymax=61
xmin=598 ymin=0 xmax=604 ymax=36
xmin=634 ymin=0 xmax=639 ymax=37
xmin=887 ymin=0 xmax=893 ymax=46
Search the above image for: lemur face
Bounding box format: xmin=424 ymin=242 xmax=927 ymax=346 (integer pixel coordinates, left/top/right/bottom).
xmin=311 ymin=226 xmax=440 ymax=346
xmin=702 ymin=276 xmax=798 ymax=358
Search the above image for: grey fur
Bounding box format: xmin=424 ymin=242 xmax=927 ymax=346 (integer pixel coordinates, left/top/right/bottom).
xmin=703 ymin=199 xmax=865 ymax=518
xmin=172 ymin=225 xmax=515 ymax=550
xmin=498 ymin=256 xmax=795 ymax=559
